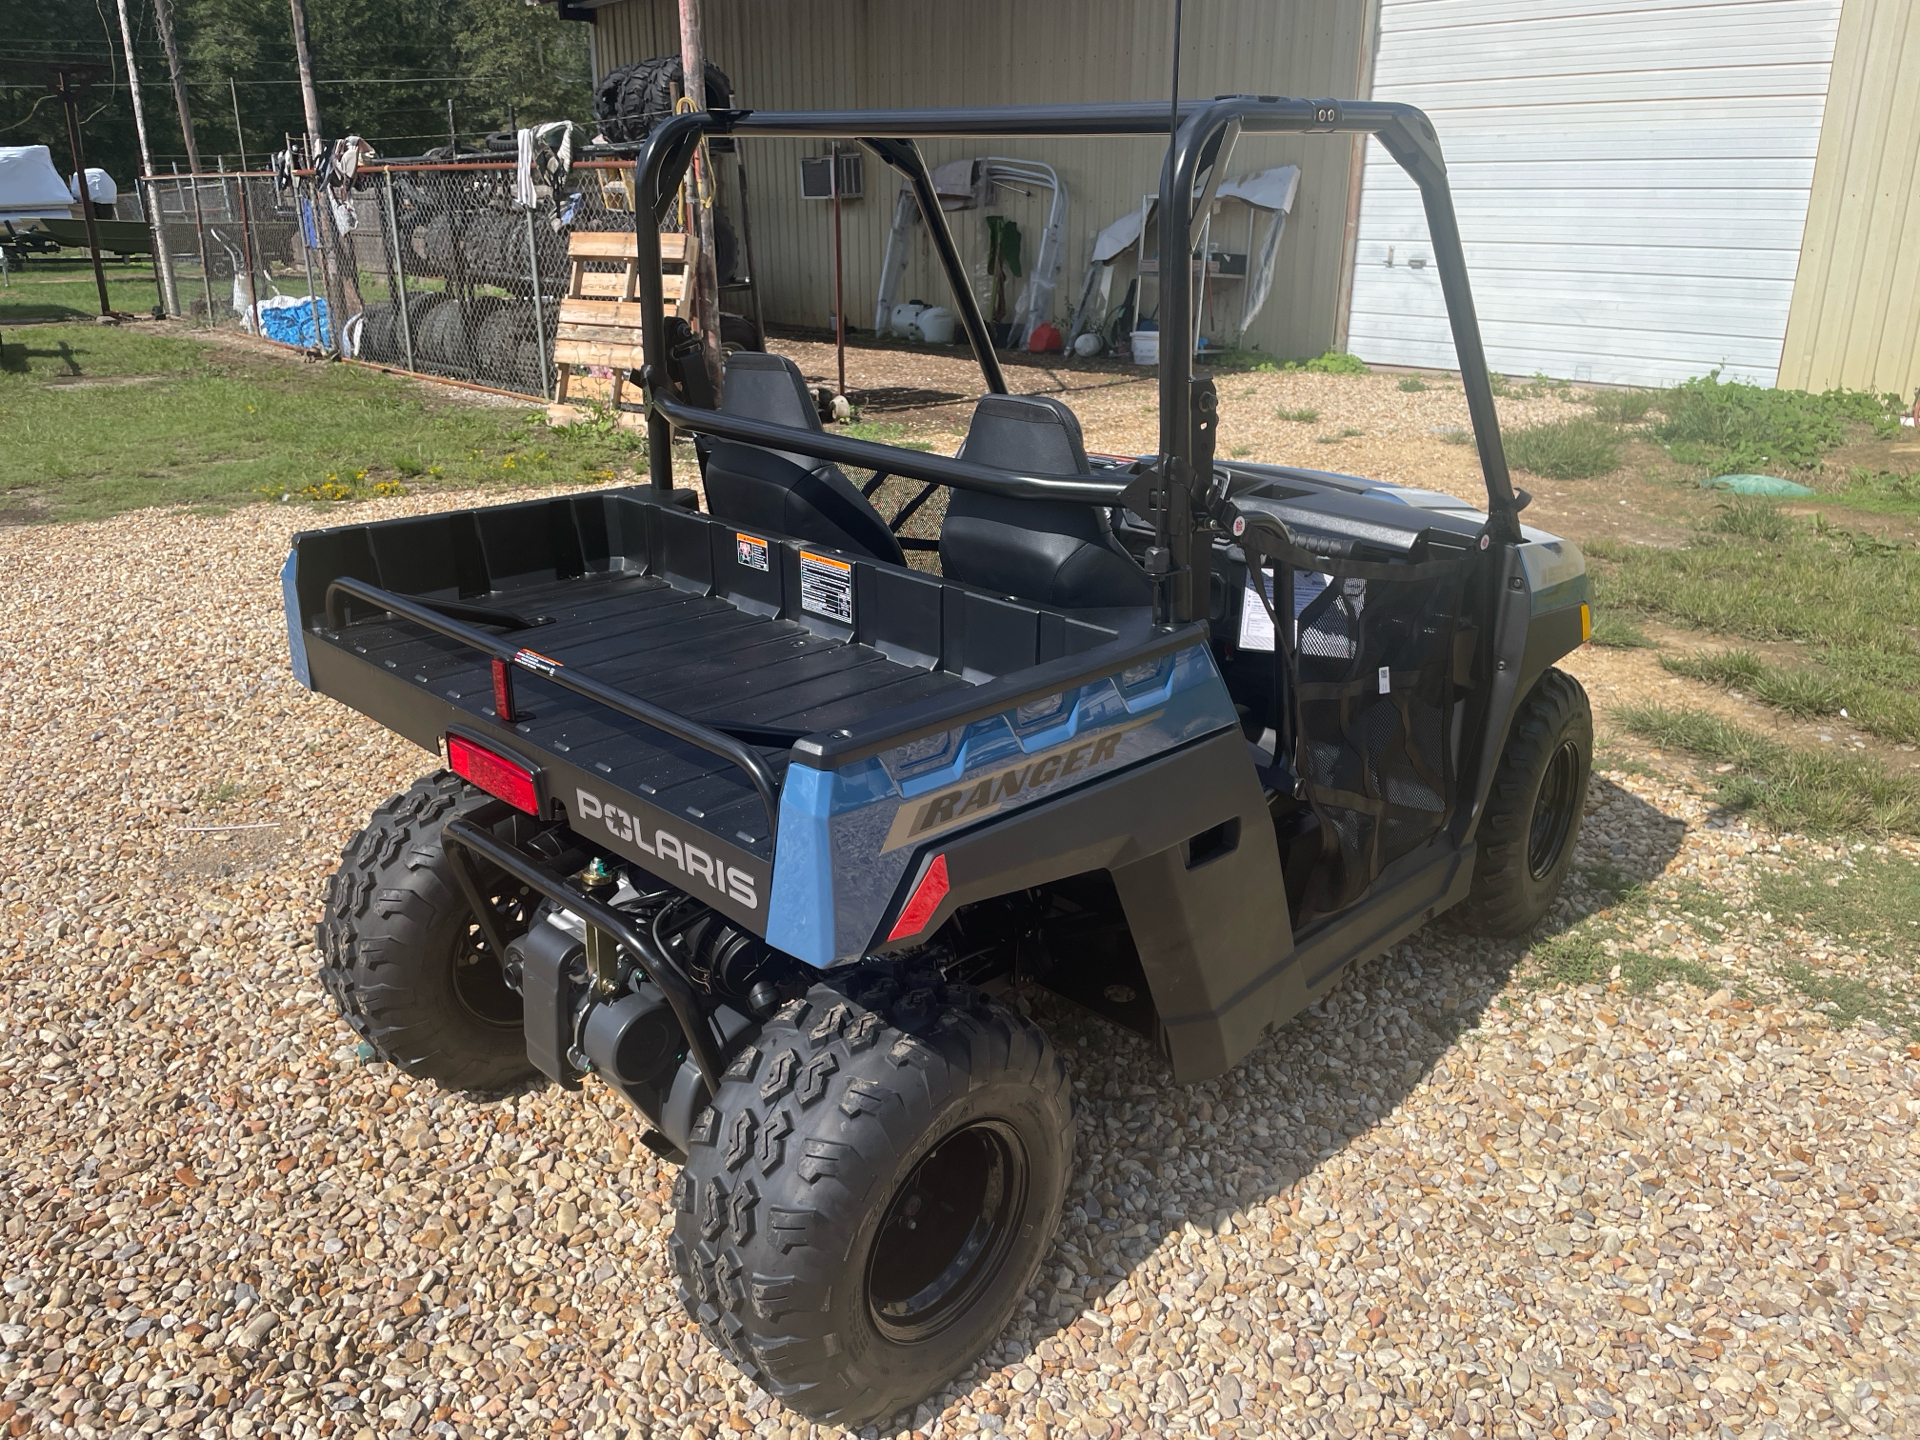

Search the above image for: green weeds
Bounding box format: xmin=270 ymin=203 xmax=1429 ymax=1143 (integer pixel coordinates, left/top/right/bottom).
xmin=1397 ymin=375 xmax=1429 ymax=393
xmin=1275 ymin=406 xmax=1321 ymax=424
xmin=1283 ymin=350 xmax=1370 ymax=376
xmin=1585 ymin=389 xmax=1657 ymax=425
xmin=1652 ymin=370 xmax=1902 ymax=473
xmin=1314 ymin=427 xmax=1365 ymax=444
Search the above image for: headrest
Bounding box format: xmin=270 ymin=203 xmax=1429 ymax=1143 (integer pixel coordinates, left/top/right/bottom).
xmin=961 ymin=394 xmax=1091 ymax=476
xmin=721 ymin=351 xmax=822 ymax=433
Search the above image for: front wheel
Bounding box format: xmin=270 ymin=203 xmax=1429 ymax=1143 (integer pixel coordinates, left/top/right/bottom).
xmin=671 ymin=965 xmax=1073 ymax=1429
xmin=1460 ymin=667 xmax=1593 ymax=937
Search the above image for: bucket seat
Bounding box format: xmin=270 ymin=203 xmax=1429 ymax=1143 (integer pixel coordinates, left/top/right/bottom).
xmin=701 ymin=352 xmax=904 ymax=565
xmin=938 ymin=395 xmax=1152 ymax=611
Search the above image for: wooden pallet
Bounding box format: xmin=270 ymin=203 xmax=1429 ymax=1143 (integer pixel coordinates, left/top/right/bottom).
xmin=552 ymin=229 xmax=690 ymax=407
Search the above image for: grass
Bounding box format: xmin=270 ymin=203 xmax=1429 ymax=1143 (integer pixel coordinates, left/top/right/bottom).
xmin=1652 ymin=370 xmax=1903 ymax=474
xmin=1832 ymin=466 xmax=1920 ymax=517
xmin=1275 ymin=406 xmax=1320 ymax=424
xmin=1657 ymin=648 xmax=1920 ymax=745
xmin=0 ymin=322 xmax=646 ymax=523
xmin=1314 ymin=427 xmax=1364 ymax=444
xmin=1 ymin=258 xmax=164 ymax=322
xmin=1589 ymin=612 xmax=1653 ymax=648
xmin=1585 ymin=389 xmax=1657 ymax=425
xmin=1523 ymin=873 xmax=1733 ymax=996
xmin=1612 ymin=704 xmax=1920 ymax=835
xmin=838 ymin=419 xmax=935 ymax=452
xmin=1756 ymin=853 xmax=1920 ymax=957
xmin=1502 ymin=417 xmax=1622 ymax=479
xmin=1586 ymin=503 xmax=1920 ymax=746
xmin=1396 ymin=375 xmax=1428 ymax=393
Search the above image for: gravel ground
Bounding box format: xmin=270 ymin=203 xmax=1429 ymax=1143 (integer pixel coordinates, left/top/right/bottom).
xmin=3 ymin=489 xmax=1917 ymax=1440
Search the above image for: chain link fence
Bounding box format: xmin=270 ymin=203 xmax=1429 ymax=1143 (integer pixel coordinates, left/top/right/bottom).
xmin=144 ymin=159 xmax=648 ymax=402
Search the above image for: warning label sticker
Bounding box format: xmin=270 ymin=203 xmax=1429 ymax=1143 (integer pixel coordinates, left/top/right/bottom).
xmin=799 ymin=551 xmax=854 ymax=625
xmin=735 ymin=532 xmax=770 ymax=572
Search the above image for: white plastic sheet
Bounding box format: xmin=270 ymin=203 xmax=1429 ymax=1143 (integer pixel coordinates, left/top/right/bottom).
xmin=0 ymin=145 xmax=78 ymax=222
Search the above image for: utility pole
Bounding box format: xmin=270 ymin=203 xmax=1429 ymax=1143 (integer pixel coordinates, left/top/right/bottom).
xmin=230 ymin=78 xmax=250 ymax=172
xmin=51 ymin=68 xmax=112 ymax=316
xmin=287 ymin=0 xmax=323 ymax=159
xmin=114 ymin=0 xmax=178 ymax=316
xmin=151 ymin=0 xmax=202 ymax=174
xmin=678 ymin=0 xmax=723 ymax=400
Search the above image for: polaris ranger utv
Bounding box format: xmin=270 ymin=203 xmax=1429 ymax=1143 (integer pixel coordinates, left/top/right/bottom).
xmin=285 ymin=97 xmax=1592 ymax=1426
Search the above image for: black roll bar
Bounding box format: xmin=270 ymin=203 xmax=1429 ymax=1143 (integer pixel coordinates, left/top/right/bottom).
xmin=322 ymin=577 xmax=784 ymax=836
xmin=630 ymin=98 xmax=1526 ymax=626
xmin=651 ymin=393 xmax=1129 ymax=506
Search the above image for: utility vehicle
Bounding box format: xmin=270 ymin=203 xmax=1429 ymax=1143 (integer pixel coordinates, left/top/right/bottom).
xmin=285 ymin=96 xmax=1592 ymax=1426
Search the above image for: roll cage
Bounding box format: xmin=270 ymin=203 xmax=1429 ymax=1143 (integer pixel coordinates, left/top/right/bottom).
xmin=630 ymin=96 xmax=1524 ymax=628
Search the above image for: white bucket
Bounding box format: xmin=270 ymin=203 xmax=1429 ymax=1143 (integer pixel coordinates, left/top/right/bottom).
xmin=911 ymin=306 xmax=957 ymax=344
xmin=1131 ymin=329 xmax=1160 ymax=365
xmin=889 ymin=301 xmax=928 ymax=338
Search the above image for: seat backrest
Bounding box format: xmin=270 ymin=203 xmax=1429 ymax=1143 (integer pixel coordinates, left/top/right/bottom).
xmin=938 ymin=395 xmax=1152 ymax=610
xmin=702 ymin=352 xmax=904 ymax=566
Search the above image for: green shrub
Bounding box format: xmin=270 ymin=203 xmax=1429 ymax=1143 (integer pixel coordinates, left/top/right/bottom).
xmin=1502 ymin=418 xmax=1622 ymax=479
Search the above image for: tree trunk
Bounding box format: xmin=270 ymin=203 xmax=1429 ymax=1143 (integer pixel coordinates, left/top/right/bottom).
xmin=150 ymin=0 xmax=201 ymax=174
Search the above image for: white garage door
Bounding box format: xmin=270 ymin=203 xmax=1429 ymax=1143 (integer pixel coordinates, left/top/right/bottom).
xmin=1346 ymin=0 xmax=1844 ymax=388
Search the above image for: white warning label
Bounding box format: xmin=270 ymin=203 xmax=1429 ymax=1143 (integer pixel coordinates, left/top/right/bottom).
xmin=799 ymin=551 xmax=854 ymax=625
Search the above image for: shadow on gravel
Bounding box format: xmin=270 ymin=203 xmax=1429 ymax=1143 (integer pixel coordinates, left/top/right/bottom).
xmin=911 ymin=771 xmax=1687 ymax=1428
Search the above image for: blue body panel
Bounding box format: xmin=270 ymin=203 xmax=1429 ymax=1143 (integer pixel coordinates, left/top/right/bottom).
xmin=281 ymin=551 xmax=312 ymax=690
xmin=765 ymin=642 xmax=1241 ymax=965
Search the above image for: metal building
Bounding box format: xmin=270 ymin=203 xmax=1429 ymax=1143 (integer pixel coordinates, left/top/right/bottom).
xmin=559 ymin=0 xmax=1919 ymax=397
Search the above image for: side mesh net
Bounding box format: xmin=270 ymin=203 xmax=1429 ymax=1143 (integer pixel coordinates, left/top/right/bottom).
xmin=1242 ymin=519 xmax=1473 ymax=917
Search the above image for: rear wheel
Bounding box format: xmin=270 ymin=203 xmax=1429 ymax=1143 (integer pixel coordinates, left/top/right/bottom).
xmin=317 ymin=771 xmax=539 ymax=1094
xmin=1460 ymin=667 xmax=1593 ymax=936
xmin=671 ymin=964 xmax=1073 ymax=1428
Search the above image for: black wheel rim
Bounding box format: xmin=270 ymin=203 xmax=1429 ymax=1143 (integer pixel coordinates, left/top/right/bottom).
xmin=452 ymin=886 xmax=531 ymax=1028
xmin=1528 ymin=740 xmax=1582 ymax=881
xmin=866 ymin=1120 xmax=1028 ymax=1344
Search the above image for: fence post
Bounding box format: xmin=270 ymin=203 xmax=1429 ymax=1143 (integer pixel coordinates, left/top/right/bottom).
xmin=143 ymin=177 xmax=179 ymax=317
xmin=178 ymin=163 xmax=215 ymax=323
xmin=382 ymin=168 xmax=415 ymax=373
xmin=523 ymin=206 xmax=551 ymax=400
xmin=231 ymin=171 xmax=260 ymax=328
xmin=298 ymin=179 xmax=323 ymax=351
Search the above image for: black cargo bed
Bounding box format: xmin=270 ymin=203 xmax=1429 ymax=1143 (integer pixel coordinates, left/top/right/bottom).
xmin=286 ymin=487 xmax=1132 ymax=862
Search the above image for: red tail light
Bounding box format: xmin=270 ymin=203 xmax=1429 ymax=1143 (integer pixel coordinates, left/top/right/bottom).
xmin=887 ymin=854 xmax=951 ymax=941
xmin=448 ymin=734 xmax=539 ymax=815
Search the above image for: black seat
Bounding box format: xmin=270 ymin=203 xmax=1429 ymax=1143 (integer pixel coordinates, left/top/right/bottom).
xmin=938 ymin=395 xmax=1152 ymax=611
xmin=701 ymin=352 xmax=904 ymax=565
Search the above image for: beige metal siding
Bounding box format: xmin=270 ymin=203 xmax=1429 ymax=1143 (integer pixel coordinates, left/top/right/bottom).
xmin=589 ymin=0 xmax=1368 ymax=359
xmin=1779 ymin=0 xmax=1920 ymax=401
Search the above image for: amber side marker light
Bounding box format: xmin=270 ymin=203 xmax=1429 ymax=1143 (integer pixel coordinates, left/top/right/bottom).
xmin=447 ymin=734 xmax=539 ymax=815
xmin=1580 ymin=603 xmax=1593 ymax=643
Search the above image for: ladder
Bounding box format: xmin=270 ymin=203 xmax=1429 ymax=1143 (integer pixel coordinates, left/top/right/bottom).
xmin=551 ymin=229 xmax=692 ymax=408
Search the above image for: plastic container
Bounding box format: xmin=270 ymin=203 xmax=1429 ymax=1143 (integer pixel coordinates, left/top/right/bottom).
xmin=1131 ymin=329 xmax=1160 ymax=366
xmin=910 ymin=306 xmax=956 ymax=344
xmin=889 ymin=301 xmax=928 ymax=338
xmin=1071 ymin=331 xmax=1102 ymax=358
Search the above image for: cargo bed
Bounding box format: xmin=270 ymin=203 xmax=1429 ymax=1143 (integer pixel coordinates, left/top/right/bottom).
xmin=283 ymin=486 xmax=1165 ymax=932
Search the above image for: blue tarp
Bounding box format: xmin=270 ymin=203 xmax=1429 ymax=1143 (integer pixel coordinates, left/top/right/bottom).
xmin=257 ymin=296 xmax=332 ymax=349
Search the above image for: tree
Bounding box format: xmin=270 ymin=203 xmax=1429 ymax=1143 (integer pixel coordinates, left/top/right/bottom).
xmin=0 ymin=0 xmax=592 ymax=182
